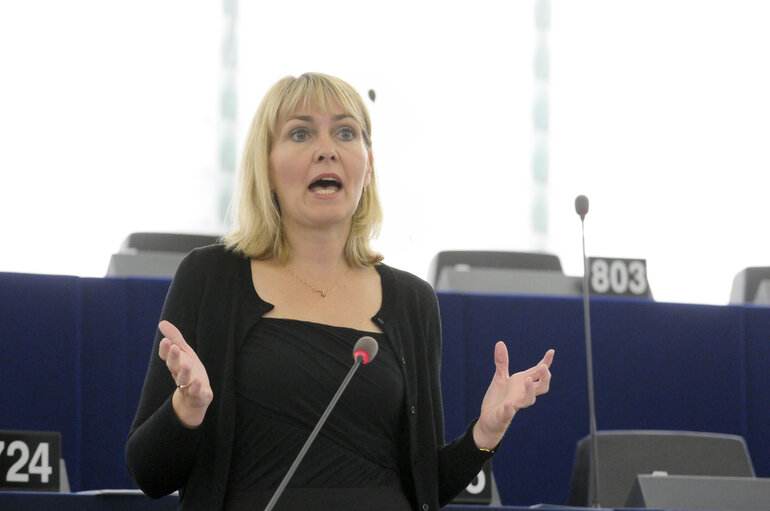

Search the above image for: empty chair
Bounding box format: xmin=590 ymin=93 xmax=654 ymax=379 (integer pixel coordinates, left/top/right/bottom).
xmin=428 ymin=250 xmax=579 ymax=296
xmin=118 ymin=232 xmax=221 ymax=254
xmin=568 ymin=430 xmax=755 ymax=508
xmin=106 ymin=232 xmax=222 ymax=278
xmin=428 ymin=250 xmax=564 ymax=286
xmin=730 ymin=267 xmax=770 ymax=305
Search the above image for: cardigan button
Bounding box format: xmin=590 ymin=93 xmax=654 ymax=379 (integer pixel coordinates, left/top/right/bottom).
xmin=422 ymin=504 xmax=430 ymax=510
xmin=401 ymin=356 xmax=406 ymax=365
xmin=410 ymin=405 xmax=416 ymax=414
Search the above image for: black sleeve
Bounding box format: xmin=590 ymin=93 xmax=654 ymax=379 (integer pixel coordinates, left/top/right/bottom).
xmin=125 ymin=251 xmax=208 ymax=498
xmin=423 ymin=286 xmax=495 ymax=506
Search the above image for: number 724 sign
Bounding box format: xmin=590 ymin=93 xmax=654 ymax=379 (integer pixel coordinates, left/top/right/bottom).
xmin=0 ymin=430 xmax=61 ymax=492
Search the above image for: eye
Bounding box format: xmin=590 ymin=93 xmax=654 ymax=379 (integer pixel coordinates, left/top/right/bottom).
xmin=337 ymin=126 xmax=357 ymax=141
xmin=290 ymin=127 xmax=310 ymax=142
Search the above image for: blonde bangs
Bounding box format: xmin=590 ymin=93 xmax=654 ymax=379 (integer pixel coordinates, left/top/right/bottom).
xmin=272 ymin=74 xmax=372 ymax=148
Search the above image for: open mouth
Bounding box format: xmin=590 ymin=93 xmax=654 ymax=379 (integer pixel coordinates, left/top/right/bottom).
xmin=308 ymin=177 xmax=342 ymax=195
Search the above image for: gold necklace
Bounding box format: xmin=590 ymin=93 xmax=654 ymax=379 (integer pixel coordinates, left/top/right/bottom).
xmin=284 ymin=265 xmax=350 ymax=297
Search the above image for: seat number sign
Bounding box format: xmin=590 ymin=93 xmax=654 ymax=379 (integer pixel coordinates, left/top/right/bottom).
xmin=587 ymin=257 xmax=649 ymax=297
xmin=0 ymin=430 xmax=60 ymax=491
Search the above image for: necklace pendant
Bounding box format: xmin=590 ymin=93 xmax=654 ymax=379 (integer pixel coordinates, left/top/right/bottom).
xmin=320 ymin=290 xmax=327 ymax=297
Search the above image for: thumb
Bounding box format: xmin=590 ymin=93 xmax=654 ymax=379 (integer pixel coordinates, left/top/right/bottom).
xmin=159 ymin=320 xmax=190 ymax=351
xmin=494 ymin=341 xmax=510 ymax=380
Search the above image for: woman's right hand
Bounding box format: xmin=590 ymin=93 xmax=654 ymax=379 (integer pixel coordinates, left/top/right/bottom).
xmin=158 ymin=320 xmax=213 ymax=428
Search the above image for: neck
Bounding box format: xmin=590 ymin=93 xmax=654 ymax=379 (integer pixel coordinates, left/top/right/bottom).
xmin=282 ymin=222 xmax=350 ymax=273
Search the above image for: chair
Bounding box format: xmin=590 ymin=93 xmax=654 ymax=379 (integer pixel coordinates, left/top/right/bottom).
xmin=119 ymin=232 xmax=221 ymax=254
xmin=730 ymin=267 xmax=770 ymax=304
xmin=106 ymin=232 xmax=222 ymax=278
xmin=428 ymin=250 xmax=578 ymax=296
xmin=428 ymin=250 xmax=563 ymax=287
xmin=567 ymin=430 xmax=755 ymax=508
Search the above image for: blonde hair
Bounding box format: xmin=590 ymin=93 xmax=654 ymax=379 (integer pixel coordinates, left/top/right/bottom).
xmin=223 ymin=73 xmax=383 ymax=266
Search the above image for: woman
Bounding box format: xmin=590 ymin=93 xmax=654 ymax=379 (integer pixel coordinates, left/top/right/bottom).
xmin=126 ymin=72 xmax=554 ymax=511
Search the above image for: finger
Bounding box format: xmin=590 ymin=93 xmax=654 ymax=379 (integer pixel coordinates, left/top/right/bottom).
xmin=506 ymin=376 xmax=535 ymax=411
xmin=524 ymin=377 xmax=537 ymax=406
xmin=524 ymin=350 xmax=555 ymax=380
xmin=159 ymin=320 xmax=191 ymax=352
xmin=528 ymin=362 xmax=552 ymax=386
xmin=525 ymin=376 xmax=538 ymax=406
xmin=532 ymin=365 xmax=552 ymax=394
xmin=528 ymin=350 xmax=555 ymax=374
xmin=158 ymin=338 xmax=172 ymax=361
xmin=534 ymin=361 xmax=551 ymax=378
xmin=180 ymin=379 xmax=200 ymax=394
xmin=166 ymin=343 xmax=188 ymax=381
xmin=511 ymin=375 xmax=537 ymax=409
xmin=540 ymin=349 xmax=555 ymax=367
xmin=174 ymin=352 xmax=193 ymax=385
xmin=493 ymin=341 xmax=510 ymax=380
xmin=176 ymin=370 xmax=193 ymax=389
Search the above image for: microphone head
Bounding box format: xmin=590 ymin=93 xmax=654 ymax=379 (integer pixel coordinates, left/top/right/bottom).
xmin=353 ymin=336 xmax=378 ymax=364
xmin=575 ymin=195 xmax=589 ymax=219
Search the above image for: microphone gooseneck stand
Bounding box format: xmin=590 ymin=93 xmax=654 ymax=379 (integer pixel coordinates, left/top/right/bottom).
xmin=576 ymin=195 xmax=601 ymax=508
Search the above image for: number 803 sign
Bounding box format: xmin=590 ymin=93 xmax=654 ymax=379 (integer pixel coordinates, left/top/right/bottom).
xmin=0 ymin=430 xmax=61 ymax=492
xmin=587 ymin=257 xmax=651 ymax=298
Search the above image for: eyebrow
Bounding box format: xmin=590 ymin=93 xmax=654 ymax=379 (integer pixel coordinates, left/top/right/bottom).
xmin=289 ymin=113 xmax=354 ymax=122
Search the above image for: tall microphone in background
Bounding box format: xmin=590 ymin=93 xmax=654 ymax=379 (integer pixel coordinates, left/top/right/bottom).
xmin=575 ymin=195 xmax=601 ymax=508
xmin=264 ymin=336 xmax=379 ymax=511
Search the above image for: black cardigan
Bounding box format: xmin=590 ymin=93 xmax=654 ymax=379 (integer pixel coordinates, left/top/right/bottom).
xmin=126 ymin=245 xmax=492 ymax=511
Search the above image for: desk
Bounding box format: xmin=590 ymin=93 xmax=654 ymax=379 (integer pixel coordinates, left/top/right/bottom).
xmin=1 ymin=272 xmax=768 ymax=506
xmin=0 ymin=492 xmax=731 ymax=511
xmin=0 ymin=493 xmax=669 ymax=511
xmin=0 ymin=491 xmax=177 ymax=510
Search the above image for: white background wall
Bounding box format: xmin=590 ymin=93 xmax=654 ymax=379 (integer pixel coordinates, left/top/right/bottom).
xmin=2 ymin=1 xmax=768 ymax=306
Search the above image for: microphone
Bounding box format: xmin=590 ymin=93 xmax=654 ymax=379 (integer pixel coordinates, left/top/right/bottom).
xmin=575 ymin=195 xmax=601 ymax=508
xmin=575 ymin=194 xmax=589 ymax=220
xmin=264 ymin=336 xmax=379 ymax=511
xmin=352 ymin=335 xmax=378 ymax=365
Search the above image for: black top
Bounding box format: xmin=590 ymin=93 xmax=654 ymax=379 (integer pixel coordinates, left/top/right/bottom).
xmin=228 ymin=318 xmax=405 ymax=490
xmin=126 ymin=245 xmax=494 ymax=511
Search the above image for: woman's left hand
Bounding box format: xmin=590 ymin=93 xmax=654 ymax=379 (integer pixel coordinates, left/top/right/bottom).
xmin=473 ymin=342 xmax=555 ymax=451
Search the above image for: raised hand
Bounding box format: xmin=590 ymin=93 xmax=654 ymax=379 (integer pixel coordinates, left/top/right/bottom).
xmin=158 ymin=320 xmax=213 ymax=428
xmin=473 ymin=342 xmax=554 ymax=450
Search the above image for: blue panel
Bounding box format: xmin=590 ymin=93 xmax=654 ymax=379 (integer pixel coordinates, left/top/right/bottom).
xmin=124 ymin=278 xmax=171 ymax=425
xmin=2 ymin=272 xmax=768 ymax=507
xmin=590 ymin=299 xmax=746 ymax=434
xmin=79 ymin=277 xmax=131 ymax=491
xmin=0 ymin=272 xmax=83 ymax=490
xmin=77 ymin=277 xmax=170 ymax=491
xmin=0 ymin=492 xmax=178 ymax=510
xmin=438 ymin=292 xmax=470 ymax=440
xmin=436 ymin=293 xmax=755 ymax=506
xmin=744 ymin=305 xmax=770 ymax=477
xmin=457 ymin=294 xmax=584 ymax=506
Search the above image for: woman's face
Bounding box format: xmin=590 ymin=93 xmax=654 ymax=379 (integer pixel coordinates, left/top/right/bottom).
xmin=269 ymin=99 xmax=371 ymax=233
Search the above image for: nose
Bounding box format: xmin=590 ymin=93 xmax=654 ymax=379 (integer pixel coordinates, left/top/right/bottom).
xmin=314 ymin=133 xmax=338 ymax=162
